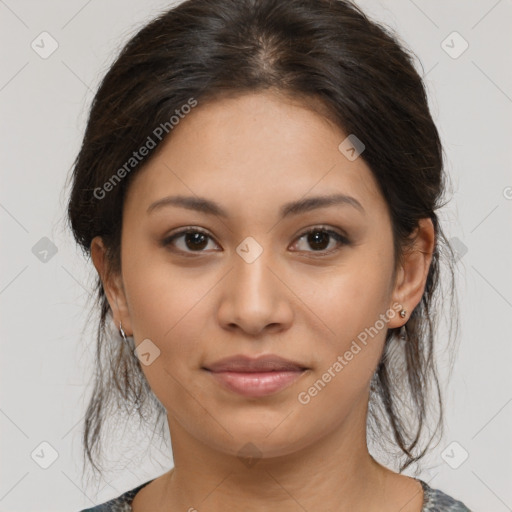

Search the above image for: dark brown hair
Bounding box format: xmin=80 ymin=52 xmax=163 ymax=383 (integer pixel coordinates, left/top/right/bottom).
xmin=66 ymin=0 xmax=459 ymax=478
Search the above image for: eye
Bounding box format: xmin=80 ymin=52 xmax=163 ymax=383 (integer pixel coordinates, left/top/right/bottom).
xmin=162 ymin=227 xmax=220 ymax=254
xmin=290 ymin=226 xmax=350 ymax=255
xmin=162 ymin=225 xmax=350 ymax=256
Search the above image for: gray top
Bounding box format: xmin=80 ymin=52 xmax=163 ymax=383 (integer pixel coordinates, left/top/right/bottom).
xmin=79 ymin=477 xmax=472 ymax=511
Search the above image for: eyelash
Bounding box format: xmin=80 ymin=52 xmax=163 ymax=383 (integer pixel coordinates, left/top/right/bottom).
xmin=161 ymin=225 xmax=351 ymax=257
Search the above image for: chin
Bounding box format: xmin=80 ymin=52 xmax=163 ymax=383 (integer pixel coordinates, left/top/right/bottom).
xmin=202 ymin=420 xmax=314 ymax=461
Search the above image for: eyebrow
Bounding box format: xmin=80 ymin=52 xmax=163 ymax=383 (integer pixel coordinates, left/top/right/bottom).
xmin=146 ymin=193 xmax=365 ymax=218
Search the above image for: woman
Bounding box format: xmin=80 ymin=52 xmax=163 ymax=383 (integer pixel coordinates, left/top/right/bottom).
xmin=67 ymin=0 xmax=472 ymax=510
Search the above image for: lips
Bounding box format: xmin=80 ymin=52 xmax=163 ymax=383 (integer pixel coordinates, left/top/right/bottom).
xmin=203 ymin=355 xmax=308 ymax=398
xmin=204 ymin=354 xmax=307 ymax=373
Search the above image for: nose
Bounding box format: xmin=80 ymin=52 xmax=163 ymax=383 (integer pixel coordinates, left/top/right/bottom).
xmin=216 ymin=245 xmax=294 ymax=337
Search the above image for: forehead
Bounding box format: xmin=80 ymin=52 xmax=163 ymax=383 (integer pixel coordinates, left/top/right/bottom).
xmin=124 ymin=91 xmax=388 ymax=222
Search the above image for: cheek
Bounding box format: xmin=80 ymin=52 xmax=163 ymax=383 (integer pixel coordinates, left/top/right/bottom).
xmin=293 ymin=272 xmax=392 ymax=422
xmin=122 ymin=227 xmax=197 ymax=328
xmin=122 ymin=260 xmax=214 ymax=414
xmin=293 ymin=249 xmax=394 ymax=391
xmin=121 ymin=250 xmax=237 ymax=410
xmin=124 ymin=258 xmax=213 ymax=346
xmin=295 ymin=249 xmax=393 ymax=338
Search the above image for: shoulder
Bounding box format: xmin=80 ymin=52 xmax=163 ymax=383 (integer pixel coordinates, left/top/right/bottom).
xmin=417 ymin=479 xmax=473 ymax=511
xmin=77 ymin=476 xmax=473 ymax=512
xmin=77 ymin=479 xmax=155 ymax=512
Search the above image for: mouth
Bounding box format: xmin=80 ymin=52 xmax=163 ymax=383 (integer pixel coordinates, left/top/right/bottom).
xmin=202 ymin=354 xmax=309 ymax=398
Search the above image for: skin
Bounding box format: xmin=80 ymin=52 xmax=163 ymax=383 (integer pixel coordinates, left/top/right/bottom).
xmin=91 ymin=90 xmax=434 ymax=512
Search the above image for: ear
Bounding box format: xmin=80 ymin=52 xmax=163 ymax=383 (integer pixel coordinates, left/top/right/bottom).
xmin=90 ymin=236 xmax=133 ymax=336
xmin=388 ymin=218 xmax=435 ymax=329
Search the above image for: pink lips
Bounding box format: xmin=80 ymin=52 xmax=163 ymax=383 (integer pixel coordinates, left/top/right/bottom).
xmin=203 ymin=355 xmax=307 ymax=398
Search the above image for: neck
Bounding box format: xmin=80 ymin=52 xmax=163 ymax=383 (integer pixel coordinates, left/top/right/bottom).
xmin=159 ymin=400 xmax=390 ymax=511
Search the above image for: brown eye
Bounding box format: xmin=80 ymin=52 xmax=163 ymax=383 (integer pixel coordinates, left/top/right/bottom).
xmin=292 ymin=227 xmax=350 ymax=254
xmin=183 ymin=232 xmax=208 ymax=250
xmin=162 ymin=225 xmax=350 ymax=256
xmin=307 ymin=230 xmax=330 ymax=250
xmin=162 ymin=228 xmax=220 ymax=254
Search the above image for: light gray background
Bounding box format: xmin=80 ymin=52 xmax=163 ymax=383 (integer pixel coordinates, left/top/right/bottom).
xmin=1 ymin=1 xmax=511 ymax=511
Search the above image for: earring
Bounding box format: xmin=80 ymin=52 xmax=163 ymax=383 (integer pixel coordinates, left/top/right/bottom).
xmin=119 ymin=321 xmax=129 ymax=343
xmin=397 ymin=307 xmax=407 ymax=340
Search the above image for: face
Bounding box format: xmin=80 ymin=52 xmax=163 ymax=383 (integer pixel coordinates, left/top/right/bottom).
xmin=92 ymin=91 xmax=432 ymax=462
